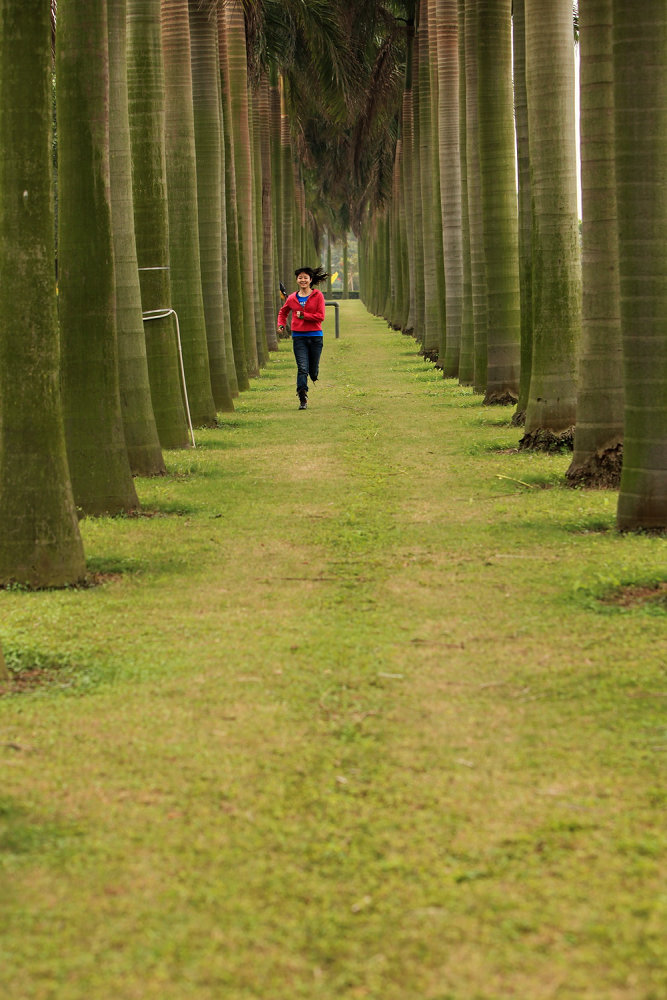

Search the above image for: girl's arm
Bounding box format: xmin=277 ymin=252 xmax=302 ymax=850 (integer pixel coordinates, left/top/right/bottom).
xmin=277 ymin=295 xmax=294 ymax=328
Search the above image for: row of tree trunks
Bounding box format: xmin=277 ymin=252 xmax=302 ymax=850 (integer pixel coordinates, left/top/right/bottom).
xmin=359 ymin=0 xmax=665 ymax=531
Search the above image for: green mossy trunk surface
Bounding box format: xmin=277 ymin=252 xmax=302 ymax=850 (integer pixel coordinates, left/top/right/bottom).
xmin=163 ymin=0 xmax=218 ymax=427
xmin=108 ymin=0 xmax=166 ymax=476
xmin=57 ymin=0 xmax=139 ymax=516
xmin=0 ymin=0 xmax=86 ymax=585
xmin=127 ymin=0 xmax=190 ymax=449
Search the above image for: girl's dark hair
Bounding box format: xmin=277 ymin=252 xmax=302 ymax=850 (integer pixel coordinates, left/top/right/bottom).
xmin=294 ymin=265 xmax=328 ymax=286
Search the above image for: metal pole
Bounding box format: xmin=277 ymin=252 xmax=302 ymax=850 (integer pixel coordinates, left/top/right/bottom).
xmin=324 ymin=300 xmax=340 ymax=339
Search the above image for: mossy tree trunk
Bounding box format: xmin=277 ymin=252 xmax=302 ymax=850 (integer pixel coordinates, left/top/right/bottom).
xmin=223 ymin=2 xmax=259 ymax=378
xmin=57 ymin=0 xmax=139 ymax=515
xmin=457 ymin=0 xmax=475 ymax=385
xmin=162 ymin=0 xmax=218 ymax=426
xmin=511 ymin=0 xmax=533 ymax=425
xmin=613 ymin=0 xmax=667 ymax=530
xmin=477 ymin=0 xmax=520 ymax=404
xmin=217 ymin=6 xmax=249 ymax=389
xmin=257 ymin=70 xmax=278 ymax=351
xmin=520 ymin=0 xmax=581 ymax=450
xmin=0 ymin=0 xmax=86 ymax=585
xmin=127 ymin=0 xmax=190 ymax=449
xmin=464 ymin=0 xmax=488 ymax=392
xmin=436 ymin=0 xmax=463 ymax=379
xmin=567 ymin=0 xmax=623 ymax=486
xmin=188 ymin=0 xmax=235 ymax=412
xmin=108 ymin=0 xmax=166 ymax=475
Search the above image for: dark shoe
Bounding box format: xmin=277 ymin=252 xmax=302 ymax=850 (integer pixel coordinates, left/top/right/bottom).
xmin=298 ymin=389 xmax=308 ymax=410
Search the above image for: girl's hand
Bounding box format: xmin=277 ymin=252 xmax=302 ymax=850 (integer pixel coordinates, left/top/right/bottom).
xmin=277 ymin=324 xmax=285 ymax=333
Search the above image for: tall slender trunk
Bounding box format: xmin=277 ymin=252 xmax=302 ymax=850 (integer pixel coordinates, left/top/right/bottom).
xmin=613 ymin=1 xmax=667 ymax=529
xmin=437 ymin=0 xmax=463 ymax=378
xmin=127 ymin=0 xmax=190 ymax=448
xmin=217 ymin=7 xmax=248 ymax=390
xmin=223 ymin=3 xmax=259 ymax=377
xmin=457 ymin=0 xmax=475 ymax=384
xmin=465 ymin=0 xmax=488 ymax=392
xmin=57 ymin=0 xmax=139 ymax=514
xmin=0 ymin=0 xmax=86 ymax=585
xmin=512 ymin=0 xmax=533 ymax=424
xmin=520 ymin=0 xmax=581 ymax=449
xmin=162 ymin=0 xmax=218 ymax=425
xmin=567 ymin=0 xmax=623 ymax=485
xmin=477 ymin=0 xmax=520 ymax=403
xmin=188 ymin=0 xmax=234 ymax=411
xmin=108 ymin=0 xmax=166 ymax=474
xmin=258 ymin=71 xmax=278 ymax=351
xmin=250 ymin=89 xmax=268 ymax=366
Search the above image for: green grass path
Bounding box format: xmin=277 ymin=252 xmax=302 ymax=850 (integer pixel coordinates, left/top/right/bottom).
xmin=1 ymin=302 xmax=665 ymax=998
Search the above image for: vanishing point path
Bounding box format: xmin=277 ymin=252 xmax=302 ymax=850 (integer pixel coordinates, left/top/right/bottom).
xmin=1 ymin=301 xmax=664 ymax=998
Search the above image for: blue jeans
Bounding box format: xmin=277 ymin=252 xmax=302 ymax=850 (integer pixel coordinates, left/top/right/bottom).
xmin=292 ymin=336 xmax=323 ymax=394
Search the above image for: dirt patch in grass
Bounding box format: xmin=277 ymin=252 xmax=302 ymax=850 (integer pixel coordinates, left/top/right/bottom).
xmin=599 ymin=581 xmax=667 ymax=609
xmin=0 ymin=666 xmax=60 ymax=697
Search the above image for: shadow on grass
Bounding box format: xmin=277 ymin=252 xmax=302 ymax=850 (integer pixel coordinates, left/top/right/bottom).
xmin=0 ymin=794 xmax=81 ymax=853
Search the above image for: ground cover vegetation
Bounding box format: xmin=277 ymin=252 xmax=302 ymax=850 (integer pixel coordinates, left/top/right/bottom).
xmin=0 ymin=0 xmax=665 ymax=993
xmin=1 ymin=305 xmax=665 ymax=998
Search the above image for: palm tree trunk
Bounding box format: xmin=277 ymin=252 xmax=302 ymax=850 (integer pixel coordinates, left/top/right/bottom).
xmin=512 ymin=0 xmax=533 ymax=425
xmin=188 ymin=0 xmax=235 ymax=411
xmin=613 ymin=0 xmax=667 ymax=529
xmin=0 ymin=0 xmax=86 ymax=585
xmin=108 ymin=0 xmax=166 ymax=475
xmin=257 ymin=71 xmax=278 ymax=351
xmin=567 ymin=0 xmax=623 ymax=486
xmin=457 ymin=0 xmax=475 ymax=385
xmin=427 ymin=0 xmax=448 ymax=366
xmin=223 ymin=2 xmax=259 ymax=378
xmin=436 ymin=0 xmax=463 ymax=379
xmin=520 ymin=0 xmax=581 ymax=449
xmin=477 ymin=0 xmax=520 ymax=404
xmin=127 ymin=0 xmax=191 ymax=448
xmin=250 ymin=89 xmax=269 ymax=367
xmin=464 ymin=0 xmax=488 ymax=392
xmin=401 ymin=90 xmax=417 ymax=336
xmin=217 ymin=7 xmax=248 ymax=390
xmin=57 ymin=0 xmax=139 ymax=514
xmin=162 ymin=0 xmax=219 ymax=425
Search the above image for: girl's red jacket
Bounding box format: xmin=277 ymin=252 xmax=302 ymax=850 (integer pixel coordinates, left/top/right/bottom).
xmin=277 ymin=289 xmax=326 ymax=333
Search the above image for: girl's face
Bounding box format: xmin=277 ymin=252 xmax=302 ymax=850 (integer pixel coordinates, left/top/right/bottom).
xmin=297 ymin=272 xmax=312 ymax=292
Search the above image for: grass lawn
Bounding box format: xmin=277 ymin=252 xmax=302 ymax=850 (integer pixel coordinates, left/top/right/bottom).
xmin=1 ymin=300 xmax=665 ymax=999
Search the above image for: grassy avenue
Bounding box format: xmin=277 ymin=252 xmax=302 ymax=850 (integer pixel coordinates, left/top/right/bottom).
xmin=1 ymin=301 xmax=665 ymax=999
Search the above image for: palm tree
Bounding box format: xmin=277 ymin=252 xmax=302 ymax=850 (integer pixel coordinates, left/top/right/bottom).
xmin=520 ymin=0 xmax=581 ymax=450
xmin=511 ymin=0 xmax=533 ymax=424
xmin=476 ymin=0 xmax=520 ymax=404
xmin=221 ymin=2 xmax=259 ymax=377
xmin=108 ymin=0 xmax=166 ymax=475
xmin=217 ymin=6 xmax=249 ymax=390
xmin=0 ymin=0 xmax=86 ymax=585
xmin=188 ymin=0 xmax=235 ymax=411
xmin=162 ymin=0 xmax=219 ymax=425
xmin=418 ymin=0 xmax=443 ymax=360
xmin=613 ymin=0 xmax=667 ymax=529
xmin=57 ymin=0 xmax=139 ymax=515
xmin=436 ymin=0 xmax=463 ymax=379
xmin=567 ymin=0 xmax=623 ymax=486
xmin=464 ymin=0 xmax=488 ymax=392
xmin=257 ymin=69 xmax=279 ymax=351
xmin=457 ymin=0 xmax=474 ymax=385
xmin=127 ymin=0 xmax=191 ymax=448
